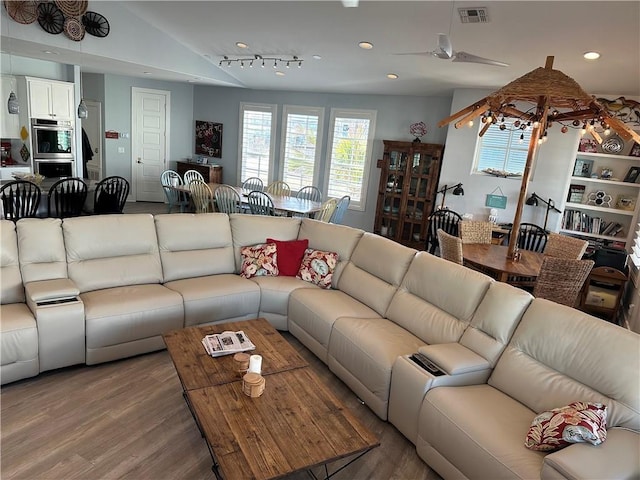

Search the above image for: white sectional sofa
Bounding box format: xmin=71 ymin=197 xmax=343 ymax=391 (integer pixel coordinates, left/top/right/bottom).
xmin=1 ymin=213 xmax=638 ymax=480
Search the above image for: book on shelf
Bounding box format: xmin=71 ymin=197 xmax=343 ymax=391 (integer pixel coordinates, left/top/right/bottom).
xmin=201 ymin=330 xmax=256 ymax=357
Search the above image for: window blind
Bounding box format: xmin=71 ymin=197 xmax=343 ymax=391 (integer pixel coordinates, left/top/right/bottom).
xmin=475 ymin=122 xmax=532 ymax=174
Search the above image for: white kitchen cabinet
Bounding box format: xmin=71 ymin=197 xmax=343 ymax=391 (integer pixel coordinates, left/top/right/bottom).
xmin=1 ymin=75 xmax=20 ymax=138
xmin=26 ymin=77 xmax=74 ymax=120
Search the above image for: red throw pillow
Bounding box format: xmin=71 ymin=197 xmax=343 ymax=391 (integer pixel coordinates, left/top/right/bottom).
xmin=266 ymin=238 xmax=309 ymax=276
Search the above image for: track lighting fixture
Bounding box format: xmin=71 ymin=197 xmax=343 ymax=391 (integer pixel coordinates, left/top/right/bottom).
xmin=219 ymin=54 xmax=304 ymax=70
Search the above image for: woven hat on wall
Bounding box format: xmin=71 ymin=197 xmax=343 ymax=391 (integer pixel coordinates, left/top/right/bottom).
xmin=82 ymin=10 xmax=110 ymax=37
xmin=63 ymin=16 xmax=85 ymax=41
xmin=4 ymin=0 xmax=38 ymax=24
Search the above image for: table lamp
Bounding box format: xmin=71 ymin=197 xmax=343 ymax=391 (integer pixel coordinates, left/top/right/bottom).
xmin=525 ymin=192 xmax=561 ymax=230
xmin=437 ymin=183 xmax=464 ymax=209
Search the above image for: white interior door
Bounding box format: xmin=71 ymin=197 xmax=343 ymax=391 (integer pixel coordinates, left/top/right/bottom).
xmin=132 ymin=87 xmax=170 ymax=202
xmin=83 ymin=100 xmax=102 ymax=180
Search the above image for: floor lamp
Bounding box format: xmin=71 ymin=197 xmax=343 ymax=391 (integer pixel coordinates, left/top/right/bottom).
xmin=437 ymin=56 xmax=640 ymax=259
xmin=437 ymin=183 xmax=464 ymax=210
xmin=525 ymin=193 xmax=561 ymax=231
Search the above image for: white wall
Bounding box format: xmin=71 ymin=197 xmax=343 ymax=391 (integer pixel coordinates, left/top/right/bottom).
xmin=438 ymin=88 xmax=580 ymax=230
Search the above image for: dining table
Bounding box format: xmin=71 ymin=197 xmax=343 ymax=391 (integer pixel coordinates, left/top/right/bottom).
xmin=462 ymin=243 xmax=544 ymax=283
xmin=172 ymin=183 xmax=323 ymax=217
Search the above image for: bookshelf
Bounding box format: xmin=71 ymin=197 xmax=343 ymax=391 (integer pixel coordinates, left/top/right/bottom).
xmin=560 ymin=150 xmax=640 ymax=251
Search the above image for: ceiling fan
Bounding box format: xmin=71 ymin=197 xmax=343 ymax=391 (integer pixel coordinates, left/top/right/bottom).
xmin=397 ymin=33 xmax=509 ymax=67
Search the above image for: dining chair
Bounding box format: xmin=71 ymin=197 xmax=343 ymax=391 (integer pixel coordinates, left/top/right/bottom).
xmin=437 ymin=229 xmax=463 ymax=265
xmin=459 ymin=220 xmax=493 ymax=244
xmin=94 ymin=176 xmax=130 ymax=214
xmin=533 ymin=257 xmax=594 ymax=307
xmin=183 ymin=169 xmax=206 ymax=185
xmin=247 ymin=190 xmax=275 ymax=216
xmin=329 ymin=195 xmax=350 ymax=224
xmin=544 ymin=232 xmax=589 ymax=259
xmin=214 ymin=184 xmax=242 ymax=214
xmin=426 ymin=209 xmax=462 ymax=254
xmin=266 ymin=180 xmax=291 ymax=197
xmin=0 ymin=180 xmax=42 ymax=222
xmin=316 ymin=198 xmax=338 ymax=222
xmin=296 ymin=186 xmax=322 ymax=203
xmin=189 ymin=180 xmax=214 ymax=213
xmin=517 ymin=223 xmax=548 ymax=253
xmin=242 ymin=177 xmax=264 ymax=193
xmin=160 ymin=169 xmax=189 ymax=213
xmin=47 ymin=177 xmax=88 ymax=218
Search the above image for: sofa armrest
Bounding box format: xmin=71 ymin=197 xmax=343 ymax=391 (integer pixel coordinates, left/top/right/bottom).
xmin=418 ymin=342 xmax=490 ymax=375
xmin=541 ymin=428 xmax=640 ymax=480
xmin=25 ymin=279 xmax=80 ymax=311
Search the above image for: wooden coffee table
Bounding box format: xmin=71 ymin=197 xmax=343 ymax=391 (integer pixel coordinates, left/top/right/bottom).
xmin=163 ymin=319 xmax=379 ymax=479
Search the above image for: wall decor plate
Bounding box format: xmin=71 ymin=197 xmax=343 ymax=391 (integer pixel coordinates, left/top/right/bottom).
xmin=82 ymin=11 xmax=110 ymax=37
xmin=4 ymin=0 xmax=38 ymax=24
xmin=601 ymin=136 xmax=624 ymax=154
xmin=37 ymin=2 xmax=64 ymax=34
xmin=63 ymin=16 xmax=85 ymax=41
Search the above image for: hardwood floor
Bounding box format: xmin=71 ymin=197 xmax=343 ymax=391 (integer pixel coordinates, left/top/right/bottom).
xmin=1 ymin=333 xmax=442 ymax=480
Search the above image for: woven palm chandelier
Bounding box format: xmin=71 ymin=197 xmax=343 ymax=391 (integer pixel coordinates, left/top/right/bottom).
xmin=439 ymin=56 xmax=640 ymax=259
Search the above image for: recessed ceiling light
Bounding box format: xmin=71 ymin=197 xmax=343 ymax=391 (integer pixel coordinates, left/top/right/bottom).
xmin=358 ymin=41 xmax=373 ymax=50
xmin=312 ymin=54 xmax=322 ymax=60
xmin=43 ymin=50 xmax=59 ymax=55
xmin=583 ymin=51 xmax=600 ymax=60
xmin=387 ymin=73 xmax=398 ymax=79
xmin=275 ymin=71 xmax=285 ymax=76
xmin=143 ymin=72 xmax=152 ymax=75
xmin=236 ymin=42 xmax=248 ymax=49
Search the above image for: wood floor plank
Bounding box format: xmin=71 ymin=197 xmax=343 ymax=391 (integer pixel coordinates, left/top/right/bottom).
xmin=1 ymin=333 xmax=441 ymax=480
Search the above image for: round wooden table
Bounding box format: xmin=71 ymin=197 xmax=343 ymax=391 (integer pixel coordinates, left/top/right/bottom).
xmin=462 ymin=244 xmax=544 ymax=283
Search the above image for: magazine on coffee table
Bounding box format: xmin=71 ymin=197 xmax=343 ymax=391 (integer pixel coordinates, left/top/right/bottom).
xmin=202 ymin=330 xmax=256 ymax=357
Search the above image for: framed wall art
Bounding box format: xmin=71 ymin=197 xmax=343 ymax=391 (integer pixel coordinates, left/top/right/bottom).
xmin=573 ymin=158 xmax=593 ymax=177
xmin=623 ymin=166 xmax=640 ymax=183
xmin=195 ymin=121 xmax=223 ymax=158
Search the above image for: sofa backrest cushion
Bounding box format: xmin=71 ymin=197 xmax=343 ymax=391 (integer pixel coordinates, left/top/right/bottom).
xmin=17 ymin=218 xmax=67 ymax=283
xmin=229 ymin=214 xmax=301 ymax=272
xmin=1 ymin=220 xmax=24 ymax=304
xmin=459 ymin=282 xmax=532 ymax=366
xmin=338 ymin=233 xmax=416 ymax=316
xmin=298 ymin=218 xmax=364 ymax=287
xmin=155 ymin=213 xmax=235 ymax=282
xmin=385 ymin=252 xmax=492 ymax=344
xmin=63 ymin=214 xmax=163 ymax=293
xmin=489 ymin=299 xmax=640 ymax=431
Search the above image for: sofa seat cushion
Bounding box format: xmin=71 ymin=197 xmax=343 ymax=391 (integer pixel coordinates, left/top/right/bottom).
xmin=288 ymin=288 xmax=379 ymax=359
xmin=82 ymin=284 xmax=184 ymax=349
xmin=164 ymin=274 xmax=260 ymax=326
xmin=251 ymin=276 xmax=317 ymax=317
xmin=0 ymin=303 xmax=38 ymax=367
xmin=419 ymin=384 xmax=545 ymax=480
xmin=327 ymin=317 xmax=424 ymax=419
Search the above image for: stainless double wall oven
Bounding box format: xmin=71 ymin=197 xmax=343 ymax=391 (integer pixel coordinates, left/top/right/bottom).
xmin=31 ymin=118 xmax=74 ymax=177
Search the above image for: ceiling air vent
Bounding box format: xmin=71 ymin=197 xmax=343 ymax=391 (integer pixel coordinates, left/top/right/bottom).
xmin=458 ymin=7 xmax=489 ymax=23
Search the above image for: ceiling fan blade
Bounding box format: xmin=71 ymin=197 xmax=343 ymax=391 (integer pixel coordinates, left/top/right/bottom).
xmin=392 ymin=51 xmax=434 ymax=56
xmin=435 ymin=33 xmax=453 ymax=59
xmin=452 ymin=51 xmax=509 ymax=67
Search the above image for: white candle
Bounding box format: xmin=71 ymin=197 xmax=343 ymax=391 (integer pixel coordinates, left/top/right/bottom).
xmin=248 ymin=354 xmax=262 ymax=374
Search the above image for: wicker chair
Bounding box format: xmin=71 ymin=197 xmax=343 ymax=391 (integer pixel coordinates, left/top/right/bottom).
xmin=459 ymin=220 xmax=493 ymax=244
xmin=437 ymin=229 xmax=463 ymax=265
xmin=316 ymin=198 xmax=338 ymax=222
xmin=189 ymin=180 xmax=214 ymax=213
xmin=426 ymin=209 xmax=462 ymax=254
xmin=544 ymin=232 xmax=588 ymax=259
xmin=533 ymin=257 xmax=594 ymax=307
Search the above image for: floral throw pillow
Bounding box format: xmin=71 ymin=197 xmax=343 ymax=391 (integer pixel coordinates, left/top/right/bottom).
xmin=240 ymin=243 xmax=279 ymax=279
xmin=297 ymin=248 xmax=338 ymax=289
xmin=524 ymin=401 xmax=607 ymax=452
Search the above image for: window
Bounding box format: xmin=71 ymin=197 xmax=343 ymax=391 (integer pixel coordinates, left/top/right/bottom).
xmin=280 ymin=105 xmax=324 ymax=192
xmin=324 ymin=109 xmax=377 ymax=210
xmin=239 ymin=103 xmax=277 ymax=184
xmin=474 ymin=121 xmax=533 ymax=175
